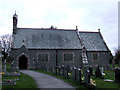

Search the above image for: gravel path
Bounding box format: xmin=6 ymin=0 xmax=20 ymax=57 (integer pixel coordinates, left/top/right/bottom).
xmin=20 ymin=70 xmax=75 ymax=89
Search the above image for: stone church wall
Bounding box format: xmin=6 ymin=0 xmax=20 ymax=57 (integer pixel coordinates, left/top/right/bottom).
xmin=87 ymin=51 xmax=111 ymax=67
xmin=11 ymin=49 xmax=83 ymax=72
xmin=11 ymin=49 xmax=111 ymax=71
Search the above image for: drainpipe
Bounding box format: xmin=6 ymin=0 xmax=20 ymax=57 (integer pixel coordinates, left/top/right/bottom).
xmin=56 ymin=50 xmax=58 ymax=66
xmin=35 ymin=58 xmax=37 ymax=70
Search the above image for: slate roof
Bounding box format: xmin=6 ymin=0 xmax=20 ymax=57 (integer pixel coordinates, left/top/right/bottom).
xmin=13 ymin=28 xmax=82 ymax=49
xmin=79 ymin=31 xmax=109 ymax=51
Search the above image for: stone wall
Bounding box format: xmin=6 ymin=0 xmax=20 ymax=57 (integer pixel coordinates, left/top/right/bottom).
xmin=87 ymin=51 xmax=111 ymax=67
xmin=11 ymin=48 xmax=82 ymax=72
xmin=11 ymin=48 xmax=111 ymax=71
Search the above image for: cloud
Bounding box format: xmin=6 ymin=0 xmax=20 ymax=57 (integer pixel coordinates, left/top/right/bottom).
xmin=0 ymin=0 xmax=118 ymax=53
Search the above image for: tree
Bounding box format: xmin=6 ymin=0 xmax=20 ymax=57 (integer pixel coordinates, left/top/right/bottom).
xmin=0 ymin=34 xmax=12 ymax=62
xmin=114 ymin=47 xmax=120 ymax=64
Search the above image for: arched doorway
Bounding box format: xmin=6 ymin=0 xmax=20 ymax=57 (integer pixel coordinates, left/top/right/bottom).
xmin=19 ymin=55 xmax=28 ymax=70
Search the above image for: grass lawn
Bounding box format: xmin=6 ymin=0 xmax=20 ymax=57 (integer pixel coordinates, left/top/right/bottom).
xmin=2 ymin=73 xmax=37 ymax=88
xmin=33 ymin=69 xmax=120 ymax=89
xmin=91 ymin=70 xmax=120 ymax=88
xmin=2 ymin=64 xmax=37 ymax=88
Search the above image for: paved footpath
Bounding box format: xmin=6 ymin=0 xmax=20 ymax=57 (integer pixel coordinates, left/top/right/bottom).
xmin=20 ymin=70 xmax=75 ymax=89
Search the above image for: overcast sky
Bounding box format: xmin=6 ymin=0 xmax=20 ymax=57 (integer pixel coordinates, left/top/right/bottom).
xmin=0 ymin=0 xmax=118 ymax=54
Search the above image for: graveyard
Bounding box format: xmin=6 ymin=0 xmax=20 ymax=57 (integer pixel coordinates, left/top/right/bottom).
xmin=2 ymin=64 xmax=36 ymax=88
xmin=34 ymin=65 xmax=120 ymax=89
xmin=2 ymin=63 xmax=120 ymax=89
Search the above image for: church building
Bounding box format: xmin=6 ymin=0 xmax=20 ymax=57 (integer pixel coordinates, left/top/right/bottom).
xmin=10 ymin=13 xmax=112 ymax=71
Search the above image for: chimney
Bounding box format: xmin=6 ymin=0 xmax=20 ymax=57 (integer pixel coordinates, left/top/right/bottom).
xmin=13 ymin=11 xmax=18 ymax=34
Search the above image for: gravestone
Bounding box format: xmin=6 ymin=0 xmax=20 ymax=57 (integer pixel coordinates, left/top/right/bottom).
xmin=32 ymin=59 xmax=36 ymax=69
xmin=2 ymin=81 xmax=16 ymax=86
xmin=64 ymin=65 xmax=69 ymax=78
xmin=54 ymin=65 xmax=58 ymax=75
xmin=100 ymin=67 xmax=104 ymax=75
xmin=3 ymin=72 xmax=21 ymax=76
xmin=77 ymin=68 xmax=82 ymax=84
xmin=58 ymin=66 xmax=61 ymax=75
xmin=89 ymin=66 xmax=93 ymax=76
xmin=2 ymin=79 xmax=19 ymax=86
xmin=95 ymin=65 xmax=104 ymax=79
xmin=115 ymin=67 xmax=120 ymax=83
xmin=119 ymin=61 xmax=120 ymax=67
xmin=112 ymin=59 xmax=115 ymax=70
xmin=3 ymin=59 xmax=7 ymax=73
xmin=72 ymin=67 xmax=77 ymax=80
xmin=61 ymin=65 xmax=64 ymax=76
xmin=11 ymin=61 xmax=14 ymax=68
xmin=84 ymin=69 xmax=90 ymax=87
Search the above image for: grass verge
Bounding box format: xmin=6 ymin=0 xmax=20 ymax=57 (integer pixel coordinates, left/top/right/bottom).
xmin=2 ymin=64 xmax=37 ymax=88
